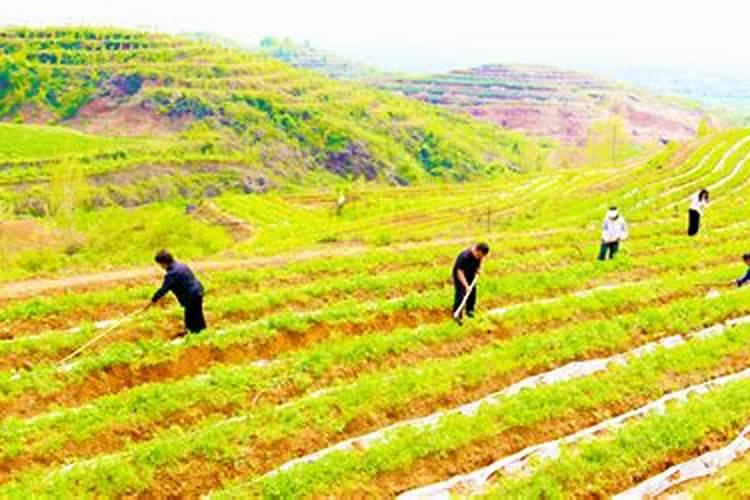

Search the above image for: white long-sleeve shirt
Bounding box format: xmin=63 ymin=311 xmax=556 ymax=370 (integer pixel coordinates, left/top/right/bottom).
xmin=690 ymin=192 xmax=708 ymax=215
xmin=602 ymin=216 xmax=628 ymax=243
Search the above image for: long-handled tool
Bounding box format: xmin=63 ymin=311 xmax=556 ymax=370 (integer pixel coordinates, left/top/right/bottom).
xmin=453 ymin=275 xmax=479 ymax=320
xmin=696 ymin=281 xmax=736 ymax=300
xmin=56 ymin=307 xmax=146 ymax=366
xmin=697 ymin=281 xmax=735 ymax=288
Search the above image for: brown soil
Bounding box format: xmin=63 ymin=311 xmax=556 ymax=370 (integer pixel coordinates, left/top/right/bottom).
xmin=0 ymin=307 xmax=450 ymax=419
xmin=0 ymin=236 xmax=466 ymax=303
xmin=0 ymin=247 xmax=367 ymax=301
xmin=0 ymin=285 xmax=695 ymax=481
xmin=0 ymin=402 xmax=238 ymax=485
xmin=190 ymin=202 xmax=252 ymax=242
xmin=68 ymin=97 xmax=181 ymax=137
xmin=128 ymin=352 xmax=750 ymax=499
xmin=597 ymin=429 xmax=733 ymax=498
xmin=0 ymin=261 xmax=703 ymax=417
xmin=344 ymin=352 xmax=750 ymax=497
xmin=0 ymin=275 xmax=443 ymax=372
xmin=0 ymin=303 xmax=147 ymax=339
xmin=3 ymin=301 xmax=745 ymax=494
xmin=0 ymin=257 xmax=451 ymax=343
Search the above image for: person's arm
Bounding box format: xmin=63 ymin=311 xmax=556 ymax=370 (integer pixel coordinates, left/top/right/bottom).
xmin=151 ymin=272 xmax=176 ymax=303
xmin=456 ymin=268 xmax=470 ymax=290
xmin=621 ymin=219 xmax=629 ymax=241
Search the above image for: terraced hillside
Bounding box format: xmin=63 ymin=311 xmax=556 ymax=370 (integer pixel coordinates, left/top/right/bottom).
xmin=378 ymin=64 xmax=708 ymax=147
xmin=2 ymin=125 xmax=750 ymax=498
xmin=0 ymin=27 xmax=546 ymax=212
xmin=252 ymin=39 xmax=710 ymax=148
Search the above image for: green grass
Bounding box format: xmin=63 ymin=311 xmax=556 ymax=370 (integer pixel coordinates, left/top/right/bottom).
xmin=0 ymin=123 xmax=132 ymax=160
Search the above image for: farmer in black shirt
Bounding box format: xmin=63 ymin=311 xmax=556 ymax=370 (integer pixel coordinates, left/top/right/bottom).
xmin=147 ymin=250 xmax=206 ymax=337
xmin=452 ymin=243 xmax=490 ymax=324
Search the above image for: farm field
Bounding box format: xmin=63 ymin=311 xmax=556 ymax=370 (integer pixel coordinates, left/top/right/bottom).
xmin=2 ymin=25 xmax=750 ymax=500
xmin=1 ymin=124 xmax=750 ymax=499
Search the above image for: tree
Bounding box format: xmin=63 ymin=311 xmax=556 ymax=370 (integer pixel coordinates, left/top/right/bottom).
xmin=585 ymin=116 xmax=631 ymax=165
xmin=0 ymin=200 xmax=11 ymax=268
xmin=47 ymin=163 xmax=88 ymax=253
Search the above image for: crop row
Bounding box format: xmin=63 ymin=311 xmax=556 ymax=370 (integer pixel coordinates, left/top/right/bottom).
xmin=217 ymin=317 xmax=750 ymax=498
xmin=4 ymin=224 xmax=747 ymax=414
xmin=0 ymin=266 xmax=723 ymax=461
xmin=6 ymin=284 xmax=750 ymax=497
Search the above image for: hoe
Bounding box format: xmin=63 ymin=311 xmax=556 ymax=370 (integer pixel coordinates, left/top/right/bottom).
xmin=56 ymin=307 xmax=148 ymax=366
xmin=453 ymin=275 xmax=479 ymax=322
xmin=11 ymin=307 xmax=146 ymax=382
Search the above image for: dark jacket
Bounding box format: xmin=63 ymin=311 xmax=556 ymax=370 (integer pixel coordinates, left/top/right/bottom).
xmin=152 ymin=262 xmax=204 ymax=306
xmin=452 ymin=248 xmax=481 ymax=284
xmin=737 ymin=268 xmax=750 ymax=287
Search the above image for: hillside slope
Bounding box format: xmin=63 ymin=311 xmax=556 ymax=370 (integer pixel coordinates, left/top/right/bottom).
xmin=3 ymin=129 xmax=750 ymax=498
xmin=252 ymin=40 xmax=708 ymax=146
xmin=378 ymin=64 xmax=708 ymax=146
xmin=0 ymin=27 xmax=546 ymax=200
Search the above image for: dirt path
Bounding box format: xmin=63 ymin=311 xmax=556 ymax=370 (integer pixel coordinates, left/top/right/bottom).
xmin=0 ymin=244 xmax=372 ymax=300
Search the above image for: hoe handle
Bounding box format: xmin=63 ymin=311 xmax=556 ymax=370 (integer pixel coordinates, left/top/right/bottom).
xmin=453 ymin=276 xmax=479 ymax=319
xmin=57 ymin=309 xmax=142 ymax=366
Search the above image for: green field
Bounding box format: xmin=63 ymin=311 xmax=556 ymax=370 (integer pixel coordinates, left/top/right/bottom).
xmin=0 ymin=123 xmax=750 ymax=497
xmin=1 ymin=26 xmax=750 ymax=500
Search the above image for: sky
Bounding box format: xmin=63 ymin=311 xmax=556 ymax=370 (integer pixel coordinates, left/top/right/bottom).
xmin=2 ymin=0 xmax=750 ymax=76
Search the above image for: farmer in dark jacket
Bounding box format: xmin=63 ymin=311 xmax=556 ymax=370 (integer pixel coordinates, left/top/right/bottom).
xmin=452 ymin=242 xmax=490 ymax=324
xmin=734 ymin=253 xmax=750 ymax=287
xmin=147 ymin=250 xmax=206 ymax=336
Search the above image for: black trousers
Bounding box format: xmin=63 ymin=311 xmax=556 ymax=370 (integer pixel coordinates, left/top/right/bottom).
xmin=688 ymin=209 xmax=701 ymax=236
xmin=598 ymin=241 xmax=620 ymax=260
xmin=453 ymin=280 xmax=477 ymax=317
xmin=184 ymin=295 xmax=207 ymax=333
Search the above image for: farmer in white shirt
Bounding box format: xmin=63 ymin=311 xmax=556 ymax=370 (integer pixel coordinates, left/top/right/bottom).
xmin=688 ymin=189 xmax=709 ymax=236
xmin=598 ymin=207 xmax=628 ymax=261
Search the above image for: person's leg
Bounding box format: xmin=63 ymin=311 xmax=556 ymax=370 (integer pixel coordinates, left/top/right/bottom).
xmin=598 ymin=242 xmax=608 ymax=261
xmin=466 ymin=287 xmax=477 ymax=317
xmin=688 ymin=210 xmax=699 ymax=236
xmin=610 ymin=241 xmax=620 ymax=259
xmin=184 ymin=296 xmax=207 ymax=333
xmin=193 ymin=296 xmax=207 ymax=332
xmin=453 ymin=281 xmax=465 ymax=318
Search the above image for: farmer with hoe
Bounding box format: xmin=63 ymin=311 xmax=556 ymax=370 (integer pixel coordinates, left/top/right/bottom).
xmin=452 ymin=242 xmax=490 ymax=325
xmin=147 ymin=250 xmax=207 ymax=337
xmin=598 ymin=207 xmax=628 ymax=261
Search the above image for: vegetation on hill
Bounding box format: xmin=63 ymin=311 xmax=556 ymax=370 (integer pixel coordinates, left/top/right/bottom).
xmin=252 ymin=39 xmax=709 ymax=151
xmin=0 ymin=27 xmax=548 ymax=209
xmin=377 ymin=64 xmax=708 ymax=148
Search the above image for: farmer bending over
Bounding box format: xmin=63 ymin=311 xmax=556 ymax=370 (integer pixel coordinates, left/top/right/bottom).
xmin=452 ymin=242 xmax=490 ymax=324
xmin=598 ymin=207 xmax=628 ymax=261
xmin=147 ymin=250 xmax=206 ymax=337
